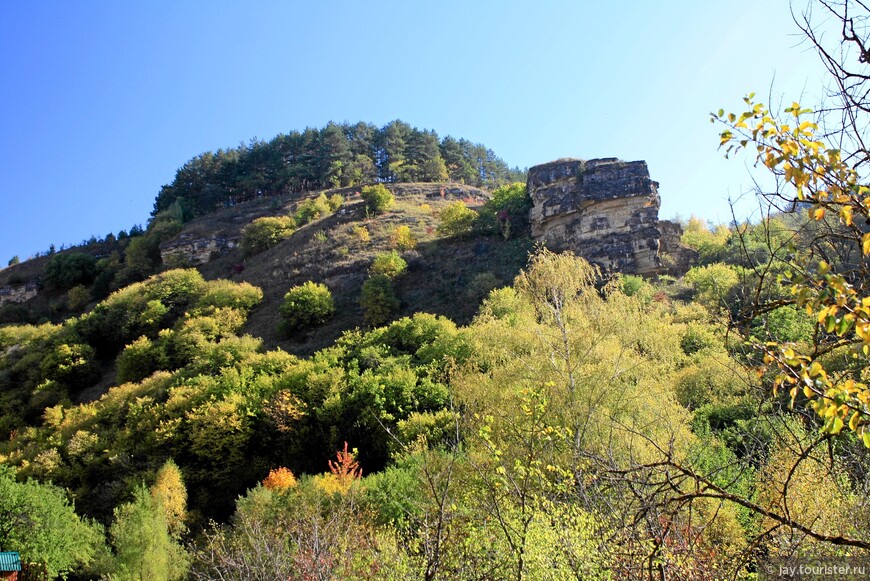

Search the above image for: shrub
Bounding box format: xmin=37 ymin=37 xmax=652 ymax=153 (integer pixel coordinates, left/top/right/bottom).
xmin=262 ymin=467 xmax=298 ymax=490
xmin=280 ymin=282 xmax=335 ymax=335
xmin=680 ymin=322 xmax=719 ymax=356
xmin=43 ymin=253 xmax=97 ymax=290
xmin=352 ymin=225 xmax=371 ymax=242
xmin=437 ymin=201 xmax=477 ymax=237
xmin=483 ymin=182 xmax=530 ymax=239
xmin=67 ymin=285 xmax=91 ymax=311
xmin=116 ymin=335 xmax=167 ymax=383
xmin=684 ymin=263 xmax=741 ymax=312
xmin=621 ymin=275 xmax=646 ymax=297
xmin=361 ymin=184 xmax=395 ymax=215
xmin=479 ymin=286 xmax=526 ymax=323
xmin=369 ymin=251 xmax=407 ymax=280
xmin=0 ymin=304 xmax=31 ymax=324
xmin=241 ymin=216 xmax=295 ymax=254
xmin=327 ymin=194 xmax=344 ymax=212
xmin=360 ymin=275 xmax=399 ymax=327
xmin=40 ymin=342 xmax=100 ymax=389
xmin=752 ymin=305 xmax=814 ymax=343
xmin=194 ymin=280 xmax=263 ymax=314
xmin=295 ymin=194 xmax=332 ymax=225
xmin=7 ymin=255 xmax=19 ymax=266
xmin=466 ymin=272 xmax=501 ymax=303
xmin=390 ymin=225 xmax=417 ymax=250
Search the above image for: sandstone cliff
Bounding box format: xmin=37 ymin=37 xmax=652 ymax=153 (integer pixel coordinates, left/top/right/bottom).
xmin=528 ymin=158 xmax=695 ymax=275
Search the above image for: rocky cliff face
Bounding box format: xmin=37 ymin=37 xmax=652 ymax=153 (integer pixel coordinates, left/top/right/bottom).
xmin=528 ymin=158 xmax=694 ymax=275
xmin=160 ymin=234 xmax=239 ymax=267
xmin=0 ymin=281 xmax=39 ymax=307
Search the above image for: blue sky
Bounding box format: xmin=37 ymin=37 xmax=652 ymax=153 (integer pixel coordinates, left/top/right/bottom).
xmin=0 ymin=1 xmax=832 ymax=261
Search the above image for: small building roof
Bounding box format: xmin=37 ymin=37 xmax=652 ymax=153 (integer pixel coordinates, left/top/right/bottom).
xmin=0 ymin=552 xmax=21 ymax=572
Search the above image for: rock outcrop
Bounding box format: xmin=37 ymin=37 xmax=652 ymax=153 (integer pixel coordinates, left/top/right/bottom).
xmin=0 ymin=281 xmax=39 ymax=307
xmin=528 ymin=158 xmax=694 ymax=275
xmin=160 ymin=234 xmax=239 ymax=267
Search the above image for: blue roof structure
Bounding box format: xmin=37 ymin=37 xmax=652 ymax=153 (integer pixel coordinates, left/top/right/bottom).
xmin=0 ymin=552 xmax=21 ymax=572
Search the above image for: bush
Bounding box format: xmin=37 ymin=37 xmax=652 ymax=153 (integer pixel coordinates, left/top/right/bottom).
xmin=241 ymin=216 xmax=295 ymax=254
xmin=360 ymin=275 xmax=399 ymax=327
xmin=352 ymin=225 xmax=370 ymax=242
xmin=116 ymin=336 xmax=167 ymax=384
xmin=437 ymin=201 xmax=477 ymax=237
xmin=0 ymin=304 xmax=32 ymax=325
xmin=42 ymin=253 xmax=97 ymax=290
xmin=361 ymin=184 xmax=395 ymax=215
xmin=684 ymin=263 xmax=741 ymax=312
xmin=466 ymin=272 xmax=501 ymax=303
xmin=67 ymin=285 xmax=91 ymax=311
xmin=483 ymin=182 xmax=530 ymax=239
xmin=194 ymin=280 xmax=263 ymax=314
xmin=390 ymin=225 xmax=417 ymax=250
xmin=295 ymin=194 xmax=332 ymax=226
xmin=280 ymin=282 xmax=335 ymax=335
xmin=327 ymin=194 xmax=344 ymax=212
xmin=369 ymin=251 xmax=407 ymax=280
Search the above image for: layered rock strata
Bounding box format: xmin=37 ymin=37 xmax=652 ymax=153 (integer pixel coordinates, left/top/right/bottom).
xmin=528 ymin=157 xmax=694 ymax=275
xmin=160 ymin=234 xmax=239 ymax=266
xmin=0 ymin=281 xmax=38 ymax=306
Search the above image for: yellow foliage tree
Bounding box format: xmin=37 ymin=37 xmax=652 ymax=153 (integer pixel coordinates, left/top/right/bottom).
xmin=716 ymin=96 xmax=870 ymax=445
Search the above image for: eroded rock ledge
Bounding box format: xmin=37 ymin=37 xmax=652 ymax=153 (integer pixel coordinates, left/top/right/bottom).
xmin=528 ymin=157 xmax=696 ymax=275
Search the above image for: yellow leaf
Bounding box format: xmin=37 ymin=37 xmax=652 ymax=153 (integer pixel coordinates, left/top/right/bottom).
xmin=863 ymin=233 xmax=870 ymax=255
xmin=812 ymin=207 xmax=826 ymax=220
xmin=841 ymin=205 xmax=854 ymax=226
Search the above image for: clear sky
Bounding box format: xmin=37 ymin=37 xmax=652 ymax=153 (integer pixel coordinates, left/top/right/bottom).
xmin=0 ymin=1 xmax=833 ymax=261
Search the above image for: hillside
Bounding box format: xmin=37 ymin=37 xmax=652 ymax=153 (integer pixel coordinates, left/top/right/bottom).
xmin=0 ymin=181 xmax=530 ymax=358
xmin=1 ymin=137 xmax=868 ymax=579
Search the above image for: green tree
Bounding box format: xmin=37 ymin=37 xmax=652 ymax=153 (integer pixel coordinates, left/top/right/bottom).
xmin=0 ymin=466 xmax=105 ymax=578
xmin=42 ymin=252 xmax=97 ymax=290
xmin=7 ymin=255 xmax=19 ymax=267
xmin=360 ymin=275 xmax=399 ymax=327
xmin=241 ymin=216 xmax=295 ymax=254
xmin=109 ymin=484 xmax=188 ymax=581
xmin=361 ymin=184 xmax=395 ymax=215
xmin=369 ymin=251 xmax=408 ymax=280
xmin=437 ymin=201 xmax=477 ymax=237
xmin=280 ymin=281 xmax=335 ymax=335
xmin=684 ymin=262 xmax=741 ymax=313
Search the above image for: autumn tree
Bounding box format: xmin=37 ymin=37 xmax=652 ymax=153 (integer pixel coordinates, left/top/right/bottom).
xmin=713 ymin=1 xmax=870 ymax=445
xmin=109 ymin=483 xmax=188 ymax=580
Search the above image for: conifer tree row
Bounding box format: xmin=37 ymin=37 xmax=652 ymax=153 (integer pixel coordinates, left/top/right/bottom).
xmin=153 ymin=120 xmax=525 ymax=220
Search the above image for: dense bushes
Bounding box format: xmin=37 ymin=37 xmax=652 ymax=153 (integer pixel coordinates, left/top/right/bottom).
xmin=43 ymin=252 xmax=97 ymax=290
xmin=279 ymin=282 xmax=335 ymax=335
xmin=480 ymin=182 xmax=530 ymax=239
